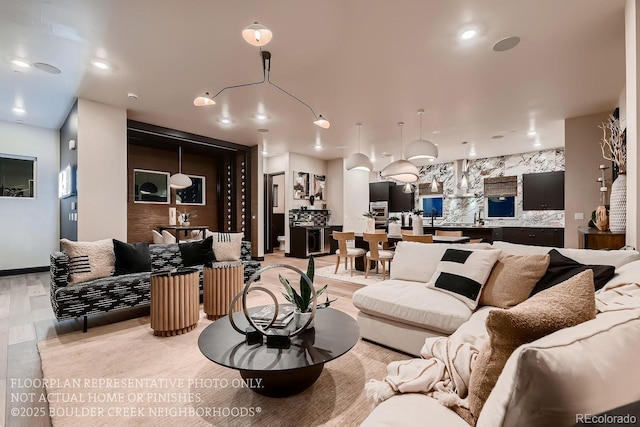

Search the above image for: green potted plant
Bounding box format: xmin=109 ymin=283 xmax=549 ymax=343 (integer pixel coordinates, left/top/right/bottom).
xmin=363 ymin=211 xmax=376 ymax=233
xmin=279 ymin=256 xmax=335 ymax=328
xmin=388 ymin=216 xmax=402 ymax=236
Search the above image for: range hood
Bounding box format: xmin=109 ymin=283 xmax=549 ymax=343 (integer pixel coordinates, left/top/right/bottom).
xmin=448 ymin=159 xmax=475 ymax=198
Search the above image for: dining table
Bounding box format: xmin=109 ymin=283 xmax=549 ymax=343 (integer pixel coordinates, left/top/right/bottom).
xmin=159 ymin=225 xmax=209 ymax=240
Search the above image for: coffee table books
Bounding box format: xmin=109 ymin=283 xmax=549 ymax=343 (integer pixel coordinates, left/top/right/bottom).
xmin=250 ymin=305 xmax=294 ymax=328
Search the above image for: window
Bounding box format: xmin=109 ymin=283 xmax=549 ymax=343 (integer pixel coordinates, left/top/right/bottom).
xmin=420 ymin=196 xmax=443 ymax=218
xmin=0 ymin=154 xmax=36 ymax=198
xmin=486 ymin=196 xmax=516 ymax=218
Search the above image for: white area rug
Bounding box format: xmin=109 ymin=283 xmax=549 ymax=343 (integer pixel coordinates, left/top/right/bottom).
xmin=315 ymin=265 xmax=387 ymax=286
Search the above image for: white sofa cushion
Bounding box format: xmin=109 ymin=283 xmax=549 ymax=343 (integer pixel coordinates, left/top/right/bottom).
xmin=390 ymin=242 xmax=493 ymax=283
xmin=353 ymin=279 xmax=473 ymax=334
xmin=427 ymin=248 xmax=501 ymax=309
xmin=601 ymin=260 xmax=640 ymax=289
xmin=477 ymin=309 xmax=640 ymax=427
xmin=361 ymin=394 xmax=470 ymax=427
xmin=492 ymin=241 xmax=640 ymax=268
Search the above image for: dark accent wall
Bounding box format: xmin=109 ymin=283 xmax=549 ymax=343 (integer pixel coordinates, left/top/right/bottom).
xmin=59 ymin=101 xmax=78 ymax=242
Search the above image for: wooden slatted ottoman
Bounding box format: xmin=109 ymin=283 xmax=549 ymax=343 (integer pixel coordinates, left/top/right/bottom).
xmin=203 ymin=261 xmax=244 ymax=320
xmin=150 ymin=268 xmax=200 ymax=337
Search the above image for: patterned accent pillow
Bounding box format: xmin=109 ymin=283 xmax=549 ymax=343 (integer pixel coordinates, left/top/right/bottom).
xmin=426 ymin=248 xmax=501 ymax=309
xmin=60 ymin=238 xmax=115 ymax=285
xmin=211 ymin=232 xmax=243 ymax=261
xmin=149 ymin=243 xmax=183 ymax=272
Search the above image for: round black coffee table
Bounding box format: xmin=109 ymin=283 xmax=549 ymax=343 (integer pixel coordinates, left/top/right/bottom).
xmin=198 ymin=307 xmax=360 ymax=397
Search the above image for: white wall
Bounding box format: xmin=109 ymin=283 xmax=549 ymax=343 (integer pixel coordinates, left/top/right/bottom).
xmin=77 ymin=99 xmax=127 ymax=242
xmin=326 ymin=159 xmax=344 ymax=225
xmin=0 ymin=121 xmax=59 ymax=269
xmin=343 ymin=168 xmax=370 ymax=233
xmin=625 ymin=0 xmax=639 ymax=248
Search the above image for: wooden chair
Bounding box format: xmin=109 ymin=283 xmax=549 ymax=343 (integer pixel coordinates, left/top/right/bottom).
xmin=332 ymin=232 xmax=366 ymax=276
xmin=400 ymin=230 xmax=414 ymax=236
xmin=435 ymin=230 xmax=463 ymax=237
xmin=363 ymin=233 xmax=394 ymax=280
xmin=402 ymin=234 xmax=434 ymax=243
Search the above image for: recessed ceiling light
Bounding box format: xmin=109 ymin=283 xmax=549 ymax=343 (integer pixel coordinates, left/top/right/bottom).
xmin=255 ymin=113 xmax=267 ymax=120
xmin=429 ymin=158 xmax=435 ymax=162
xmin=460 ymin=29 xmax=477 ymax=40
xmin=92 ymin=60 xmax=110 ymax=70
xmin=261 ymin=149 xmax=268 ymax=155
xmin=12 ymin=107 xmax=25 ymax=114
xmin=127 ymin=92 xmax=139 ymax=99
xmin=493 ymin=36 xmax=521 ymax=52
xmin=33 ymin=62 xmax=61 ymax=74
xmin=11 ymin=59 xmax=30 ymax=68
xmin=432 ymin=130 xmax=441 ymax=134
xmin=461 ymin=141 xmax=468 ymax=145
xmin=527 ymin=130 xmax=537 ymax=137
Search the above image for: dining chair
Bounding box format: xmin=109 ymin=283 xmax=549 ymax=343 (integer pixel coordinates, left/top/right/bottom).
xmin=151 ymin=230 xmax=164 ymax=244
xmin=161 ymin=230 xmax=177 ymax=244
xmin=434 ymin=230 xmax=463 ymax=237
xmin=332 ymin=232 xmax=366 ymax=276
xmin=400 ymin=230 xmax=414 ymax=236
xmin=402 ymin=234 xmax=434 ymax=243
xmin=362 ymin=232 xmax=394 ymax=280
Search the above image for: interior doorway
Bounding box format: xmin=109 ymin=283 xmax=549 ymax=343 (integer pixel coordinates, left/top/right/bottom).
xmin=264 ymin=172 xmax=285 ymax=254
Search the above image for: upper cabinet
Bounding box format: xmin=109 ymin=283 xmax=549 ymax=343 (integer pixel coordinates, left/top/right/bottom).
xmin=369 ymin=182 xmax=391 ymax=202
xmin=389 ymin=184 xmax=414 ymax=211
xmin=522 ymin=171 xmax=565 ymax=210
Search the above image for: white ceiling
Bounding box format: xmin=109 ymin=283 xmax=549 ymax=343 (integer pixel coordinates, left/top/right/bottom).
xmin=0 ymin=0 xmax=626 ymax=167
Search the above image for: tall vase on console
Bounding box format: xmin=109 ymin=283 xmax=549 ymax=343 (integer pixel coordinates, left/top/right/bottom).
xmin=609 ymin=173 xmax=626 ymax=233
xmin=363 ymin=212 xmax=376 ymax=233
xmin=412 ymin=213 xmax=424 ymax=235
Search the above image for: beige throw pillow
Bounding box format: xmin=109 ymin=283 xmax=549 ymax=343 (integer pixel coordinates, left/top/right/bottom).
xmin=60 ymin=238 xmax=115 ymax=284
xmin=211 ymin=232 xmax=242 ymax=261
xmin=468 ymin=269 xmax=596 ymax=424
xmin=480 ymin=253 xmax=550 ymax=308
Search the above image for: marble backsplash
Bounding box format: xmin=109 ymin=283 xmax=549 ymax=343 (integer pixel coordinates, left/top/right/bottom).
xmin=383 ymin=149 xmax=565 ymax=227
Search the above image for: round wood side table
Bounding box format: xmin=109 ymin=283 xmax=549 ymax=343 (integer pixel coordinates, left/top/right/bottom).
xmin=150 ymin=268 xmax=200 ymax=337
xmin=203 ymin=261 xmax=244 ymax=320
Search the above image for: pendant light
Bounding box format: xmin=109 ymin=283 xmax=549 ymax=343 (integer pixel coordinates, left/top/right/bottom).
xmin=381 ymin=122 xmax=419 ymax=183
xmin=345 ymin=123 xmax=373 ymax=171
xmin=402 ymin=182 xmax=413 ymax=193
xmin=169 ymin=146 xmax=192 ymax=189
xmin=242 ymin=22 xmax=273 ymax=47
xmin=405 ymin=109 xmax=438 ymax=166
xmin=430 ymin=177 xmax=439 ymax=192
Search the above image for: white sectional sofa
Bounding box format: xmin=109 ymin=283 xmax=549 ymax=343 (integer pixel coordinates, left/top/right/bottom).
xmin=353 ymin=241 xmax=640 ymax=426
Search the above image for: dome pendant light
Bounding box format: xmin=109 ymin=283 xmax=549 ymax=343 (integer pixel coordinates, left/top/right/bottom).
xmin=381 ymin=122 xmax=419 ymax=183
xmin=169 ymin=146 xmax=192 ymax=189
xmin=345 ymin=123 xmax=373 ymax=172
xmin=406 ymin=109 xmax=438 ymax=166
xmin=242 ymin=22 xmax=273 ymax=47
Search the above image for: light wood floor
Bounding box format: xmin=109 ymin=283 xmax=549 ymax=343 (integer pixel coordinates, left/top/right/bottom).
xmin=0 ymin=250 xmax=374 ymax=427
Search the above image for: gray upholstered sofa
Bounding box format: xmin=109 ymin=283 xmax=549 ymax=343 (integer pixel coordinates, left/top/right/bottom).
xmin=50 ymin=241 xmax=260 ymax=331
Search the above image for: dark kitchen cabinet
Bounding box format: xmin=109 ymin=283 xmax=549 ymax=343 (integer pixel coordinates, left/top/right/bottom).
xmin=522 ymin=171 xmax=565 ymax=210
xmin=369 ymin=182 xmax=391 ymax=202
xmin=492 ymin=227 xmax=564 ymax=247
xmin=389 ymin=184 xmax=414 ymax=212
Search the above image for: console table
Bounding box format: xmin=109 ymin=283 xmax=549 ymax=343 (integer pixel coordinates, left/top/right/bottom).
xmin=578 ymin=226 xmax=625 ymax=250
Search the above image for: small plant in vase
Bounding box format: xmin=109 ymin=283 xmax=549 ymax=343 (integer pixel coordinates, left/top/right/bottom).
xmin=363 ymin=211 xmax=376 ymax=233
xmin=178 ymin=212 xmax=196 ymax=226
xmin=411 ymin=209 xmax=424 ymax=235
xmin=388 ymin=216 xmax=402 ymax=236
xmin=279 ymin=256 xmax=336 ymax=329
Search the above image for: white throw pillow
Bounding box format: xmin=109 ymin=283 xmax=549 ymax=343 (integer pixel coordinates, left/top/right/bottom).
xmin=210 ymin=232 xmax=243 ymax=261
xmin=60 ymin=238 xmax=115 ymax=284
xmin=426 ymin=248 xmax=501 ymax=309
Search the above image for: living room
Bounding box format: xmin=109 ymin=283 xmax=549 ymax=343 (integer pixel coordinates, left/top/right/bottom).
xmin=2 ymin=1 xmax=640 ymax=426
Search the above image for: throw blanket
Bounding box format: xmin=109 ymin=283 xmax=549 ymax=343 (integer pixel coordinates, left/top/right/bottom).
xmin=365 ymin=332 xmax=486 ymax=410
xmin=596 ymin=282 xmax=640 ymax=312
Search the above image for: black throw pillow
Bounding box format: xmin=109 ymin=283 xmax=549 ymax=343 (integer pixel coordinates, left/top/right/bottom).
xmin=113 ymin=240 xmax=151 ymax=275
xmin=530 ymin=249 xmax=615 ymax=296
xmin=179 ymin=236 xmax=214 ymax=267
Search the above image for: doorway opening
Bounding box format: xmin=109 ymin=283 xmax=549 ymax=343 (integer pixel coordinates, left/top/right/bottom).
xmin=264 ymin=172 xmax=285 ymax=254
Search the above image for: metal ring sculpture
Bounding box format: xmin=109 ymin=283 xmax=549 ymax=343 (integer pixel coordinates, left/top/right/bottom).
xmin=228 ymin=263 xmax=316 ymax=338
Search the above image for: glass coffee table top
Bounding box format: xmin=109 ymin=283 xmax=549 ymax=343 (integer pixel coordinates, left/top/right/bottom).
xmin=198 ymin=307 xmax=360 ymax=396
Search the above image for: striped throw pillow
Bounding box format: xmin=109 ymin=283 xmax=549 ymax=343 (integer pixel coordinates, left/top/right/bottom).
xmin=211 ymin=232 xmax=243 ymax=261
xmin=60 ymin=238 xmax=115 ymax=284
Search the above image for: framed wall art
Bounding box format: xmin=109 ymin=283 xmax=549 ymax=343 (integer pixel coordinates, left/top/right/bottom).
xmin=176 ymin=175 xmax=205 ymax=205
xmin=293 ymin=171 xmax=309 ymax=200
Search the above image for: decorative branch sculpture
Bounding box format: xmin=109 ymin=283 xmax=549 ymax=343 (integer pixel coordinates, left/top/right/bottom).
xmin=599 ymin=114 xmax=626 ymax=174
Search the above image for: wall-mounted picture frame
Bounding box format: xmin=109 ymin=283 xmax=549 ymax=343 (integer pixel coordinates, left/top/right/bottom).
xmin=133 ymin=169 xmax=170 ymax=204
xmin=312 ymin=174 xmax=326 ymax=200
xmin=176 ymin=175 xmax=205 ymax=205
xmin=1 ymin=154 xmax=37 ymax=198
xmin=58 ymin=164 xmax=75 ymax=199
xmin=293 ymin=171 xmax=309 ymax=200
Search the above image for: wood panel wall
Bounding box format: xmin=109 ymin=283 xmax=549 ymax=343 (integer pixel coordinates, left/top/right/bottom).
xmin=127 ymin=144 xmax=220 ymax=243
